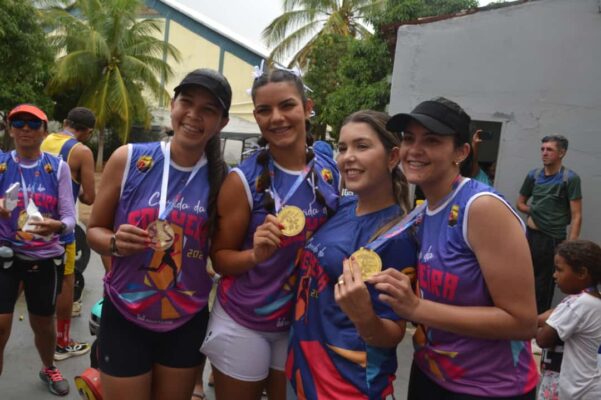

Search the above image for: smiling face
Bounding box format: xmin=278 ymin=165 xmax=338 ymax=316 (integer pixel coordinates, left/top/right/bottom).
xmin=170 ymin=86 xmax=228 ymax=151
xmin=9 ymin=113 xmax=47 ymax=153
xmin=399 ymin=120 xmax=469 ymax=193
xmin=337 ymin=121 xmax=399 ymax=199
xmin=252 ymin=81 xmax=312 ymax=150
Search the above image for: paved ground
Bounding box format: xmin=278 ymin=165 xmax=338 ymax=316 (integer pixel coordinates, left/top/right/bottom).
xmin=0 ymin=250 xmax=416 ymax=400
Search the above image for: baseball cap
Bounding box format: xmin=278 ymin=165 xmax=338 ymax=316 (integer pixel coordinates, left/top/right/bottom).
xmin=174 ymin=69 xmax=232 ymax=117
xmin=66 ymin=107 xmax=96 ymax=129
xmin=7 ymin=104 xmax=48 ymax=122
xmin=387 ymin=97 xmax=471 ymax=144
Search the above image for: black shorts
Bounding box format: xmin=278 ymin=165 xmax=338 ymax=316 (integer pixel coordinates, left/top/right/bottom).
xmin=98 ymin=296 xmax=209 ymax=377
xmin=408 ymin=362 xmax=536 ymax=400
xmin=0 ymin=255 xmax=65 ymax=316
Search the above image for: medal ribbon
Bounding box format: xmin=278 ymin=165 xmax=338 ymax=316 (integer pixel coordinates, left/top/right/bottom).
xmin=365 ymin=175 xmax=464 ymax=253
xmin=158 ymin=141 xmax=204 ymax=220
xmin=267 ymin=155 xmax=315 ymax=213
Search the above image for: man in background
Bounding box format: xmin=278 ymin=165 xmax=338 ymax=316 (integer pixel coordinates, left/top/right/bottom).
xmin=41 ymin=107 xmax=96 ymax=360
xmin=517 ymin=134 xmax=582 ymax=314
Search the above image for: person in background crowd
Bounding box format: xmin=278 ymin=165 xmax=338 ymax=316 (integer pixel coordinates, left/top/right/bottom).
xmin=536 ymin=240 xmax=601 ymax=399
xmin=0 ymin=104 xmax=75 ymax=396
xmin=517 ymin=134 xmax=582 ymax=314
xmin=371 ymin=97 xmax=538 ymax=399
xmin=41 ymin=106 xmax=96 ymax=361
xmin=87 ymin=69 xmax=231 ymax=400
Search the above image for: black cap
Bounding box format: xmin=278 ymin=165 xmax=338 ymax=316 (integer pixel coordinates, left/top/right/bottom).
xmin=387 ymin=97 xmax=471 ymax=144
xmin=66 ymin=107 xmax=96 ymax=129
xmin=174 ymin=69 xmax=232 ymax=117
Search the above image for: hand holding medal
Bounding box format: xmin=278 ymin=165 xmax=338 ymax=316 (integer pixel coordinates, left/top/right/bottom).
xmin=334 ymin=256 xmax=374 ymax=323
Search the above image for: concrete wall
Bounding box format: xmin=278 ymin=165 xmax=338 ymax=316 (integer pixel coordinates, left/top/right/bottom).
xmin=389 ymin=0 xmax=601 ymax=240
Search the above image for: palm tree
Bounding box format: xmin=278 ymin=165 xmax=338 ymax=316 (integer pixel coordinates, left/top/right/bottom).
xmin=263 ymin=0 xmax=384 ymax=67
xmin=45 ymin=0 xmax=180 ymax=171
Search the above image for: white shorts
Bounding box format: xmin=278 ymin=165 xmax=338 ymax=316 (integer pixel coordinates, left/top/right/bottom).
xmin=200 ymin=299 xmax=289 ymax=382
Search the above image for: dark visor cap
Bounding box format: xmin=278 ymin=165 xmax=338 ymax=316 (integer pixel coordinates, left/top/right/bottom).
xmin=174 ymin=69 xmax=232 ymax=117
xmin=387 ymin=98 xmax=471 ymax=144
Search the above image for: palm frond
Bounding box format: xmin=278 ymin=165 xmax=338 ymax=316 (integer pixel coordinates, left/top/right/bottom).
xmin=263 ymin=9 xmax=326 ymax=46
xmin=268 ymin=19 xmax=325 ymax=64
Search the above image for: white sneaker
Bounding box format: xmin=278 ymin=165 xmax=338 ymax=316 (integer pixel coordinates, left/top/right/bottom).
xmin=71 ymin=300 xmax=82 ymax=318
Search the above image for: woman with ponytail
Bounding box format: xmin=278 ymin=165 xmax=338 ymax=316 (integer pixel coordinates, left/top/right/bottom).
xmin=87 ymin=69 xmax=231 ymax=400
xmin=202 ymin=67 xmax=339 ymax=400
xmin=286 ymin=110 xmax=417 ymax=399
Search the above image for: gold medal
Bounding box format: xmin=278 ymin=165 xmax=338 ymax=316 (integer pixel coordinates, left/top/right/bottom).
xmin=351 ymin=247 xmax=382 ymax=281
xmin=147 ymin=220 xmax=175 ymax=251
xmin=17 ymin=210 xmax=28 ymax=230
xmin=277 ymin=205 xmax=305 ymax=237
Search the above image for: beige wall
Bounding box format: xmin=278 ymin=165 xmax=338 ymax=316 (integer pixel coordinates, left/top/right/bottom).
xmin=148 ymin=17 xmax=257 ymax=122
xmin=223 ymin=51 xmax=255 ymax=121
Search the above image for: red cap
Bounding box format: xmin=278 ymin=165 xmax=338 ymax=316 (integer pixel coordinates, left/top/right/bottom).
xmin=8 ymin=104 xmax=48 ymax=122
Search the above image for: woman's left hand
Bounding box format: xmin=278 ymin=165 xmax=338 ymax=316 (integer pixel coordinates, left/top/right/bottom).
xmin=28 ymin=218 xmax=63 ymax=236
xmin=334 ymin=257 xmax=374 ymax=323
xmin=367 ymin=268 xmax=420 ymax=319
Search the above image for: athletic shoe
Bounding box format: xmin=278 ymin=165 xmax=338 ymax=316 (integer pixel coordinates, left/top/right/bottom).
xmin=71 ymin=299 xmax=82 ymax=317
xmin=39 ymin=365 xmax=70 ymax=396
xmin=54 ymin=340 xmax=91 ymax=361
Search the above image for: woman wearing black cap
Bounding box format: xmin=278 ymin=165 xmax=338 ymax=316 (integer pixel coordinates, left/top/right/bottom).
xmin=369 ymin=98 xmax=538 ymax=399
xmin=87 ymin=69 xmax=231 ymax=400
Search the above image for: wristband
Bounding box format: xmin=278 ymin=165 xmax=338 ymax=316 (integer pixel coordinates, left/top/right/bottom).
xmin=109 ymin=234 xmax=122 ymax=257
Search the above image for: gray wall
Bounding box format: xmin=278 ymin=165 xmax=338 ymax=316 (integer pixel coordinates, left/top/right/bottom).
xmin=389 ymin=0 xmax=601 ymax=240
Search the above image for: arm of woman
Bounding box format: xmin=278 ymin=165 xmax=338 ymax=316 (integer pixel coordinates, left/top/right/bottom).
xmin=370 ymin=196 xmax=537 ymax=340
xmin=87 ymin=145 xmax=149 ymax=257
xmin=335 ymin=258 xmax=406 ymax=348
xmin=210 ymin=172 xmax=282 ymax=275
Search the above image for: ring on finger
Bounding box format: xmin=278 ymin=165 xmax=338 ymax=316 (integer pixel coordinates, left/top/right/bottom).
xmin=338 ymin=279 xmax=344 ymax=285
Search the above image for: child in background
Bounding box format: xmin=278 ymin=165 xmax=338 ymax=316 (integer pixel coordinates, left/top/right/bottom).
xmin=536 ymin=240 xmax=601 ymax=399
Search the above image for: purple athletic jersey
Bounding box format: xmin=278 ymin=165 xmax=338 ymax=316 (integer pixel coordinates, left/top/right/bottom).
xmin=217 ymin=151 xmax=339 ymax=332
xmin=287 ymin=196 xmax=417 ymax=399
xmin=413 ymin=179 xmax=539 ymax=396
xmin=105 ymin=142 xmax=213 ymax=332
xmin=0 ymin=151 xmax=67 ymax=258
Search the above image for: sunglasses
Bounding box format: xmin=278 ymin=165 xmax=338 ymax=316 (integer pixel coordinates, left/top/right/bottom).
xmin=10 ymin=119 xmax=44 ymax=130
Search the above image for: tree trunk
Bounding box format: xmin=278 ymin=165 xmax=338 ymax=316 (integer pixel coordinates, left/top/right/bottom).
xmin=95 ymin=128 xmax=105 ymax=172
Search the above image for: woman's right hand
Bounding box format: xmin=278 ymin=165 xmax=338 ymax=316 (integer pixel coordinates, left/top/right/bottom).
xmin=113 ymin=223 xmax=151 ymax=257
xmin=252 ymin=214 xmax=283 ymax=264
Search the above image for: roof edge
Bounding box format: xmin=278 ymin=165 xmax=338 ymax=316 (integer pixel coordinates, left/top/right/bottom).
xmin=156 ymin=0 xmax=269 ymax=59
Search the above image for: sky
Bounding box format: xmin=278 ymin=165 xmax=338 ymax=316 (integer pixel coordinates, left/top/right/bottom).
xmin=175 ymin=0 xmax=498 ymax=52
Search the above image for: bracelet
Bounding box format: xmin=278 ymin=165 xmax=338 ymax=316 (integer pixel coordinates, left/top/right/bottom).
xmin=109 ymin=234 xmax=122 ymax=257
